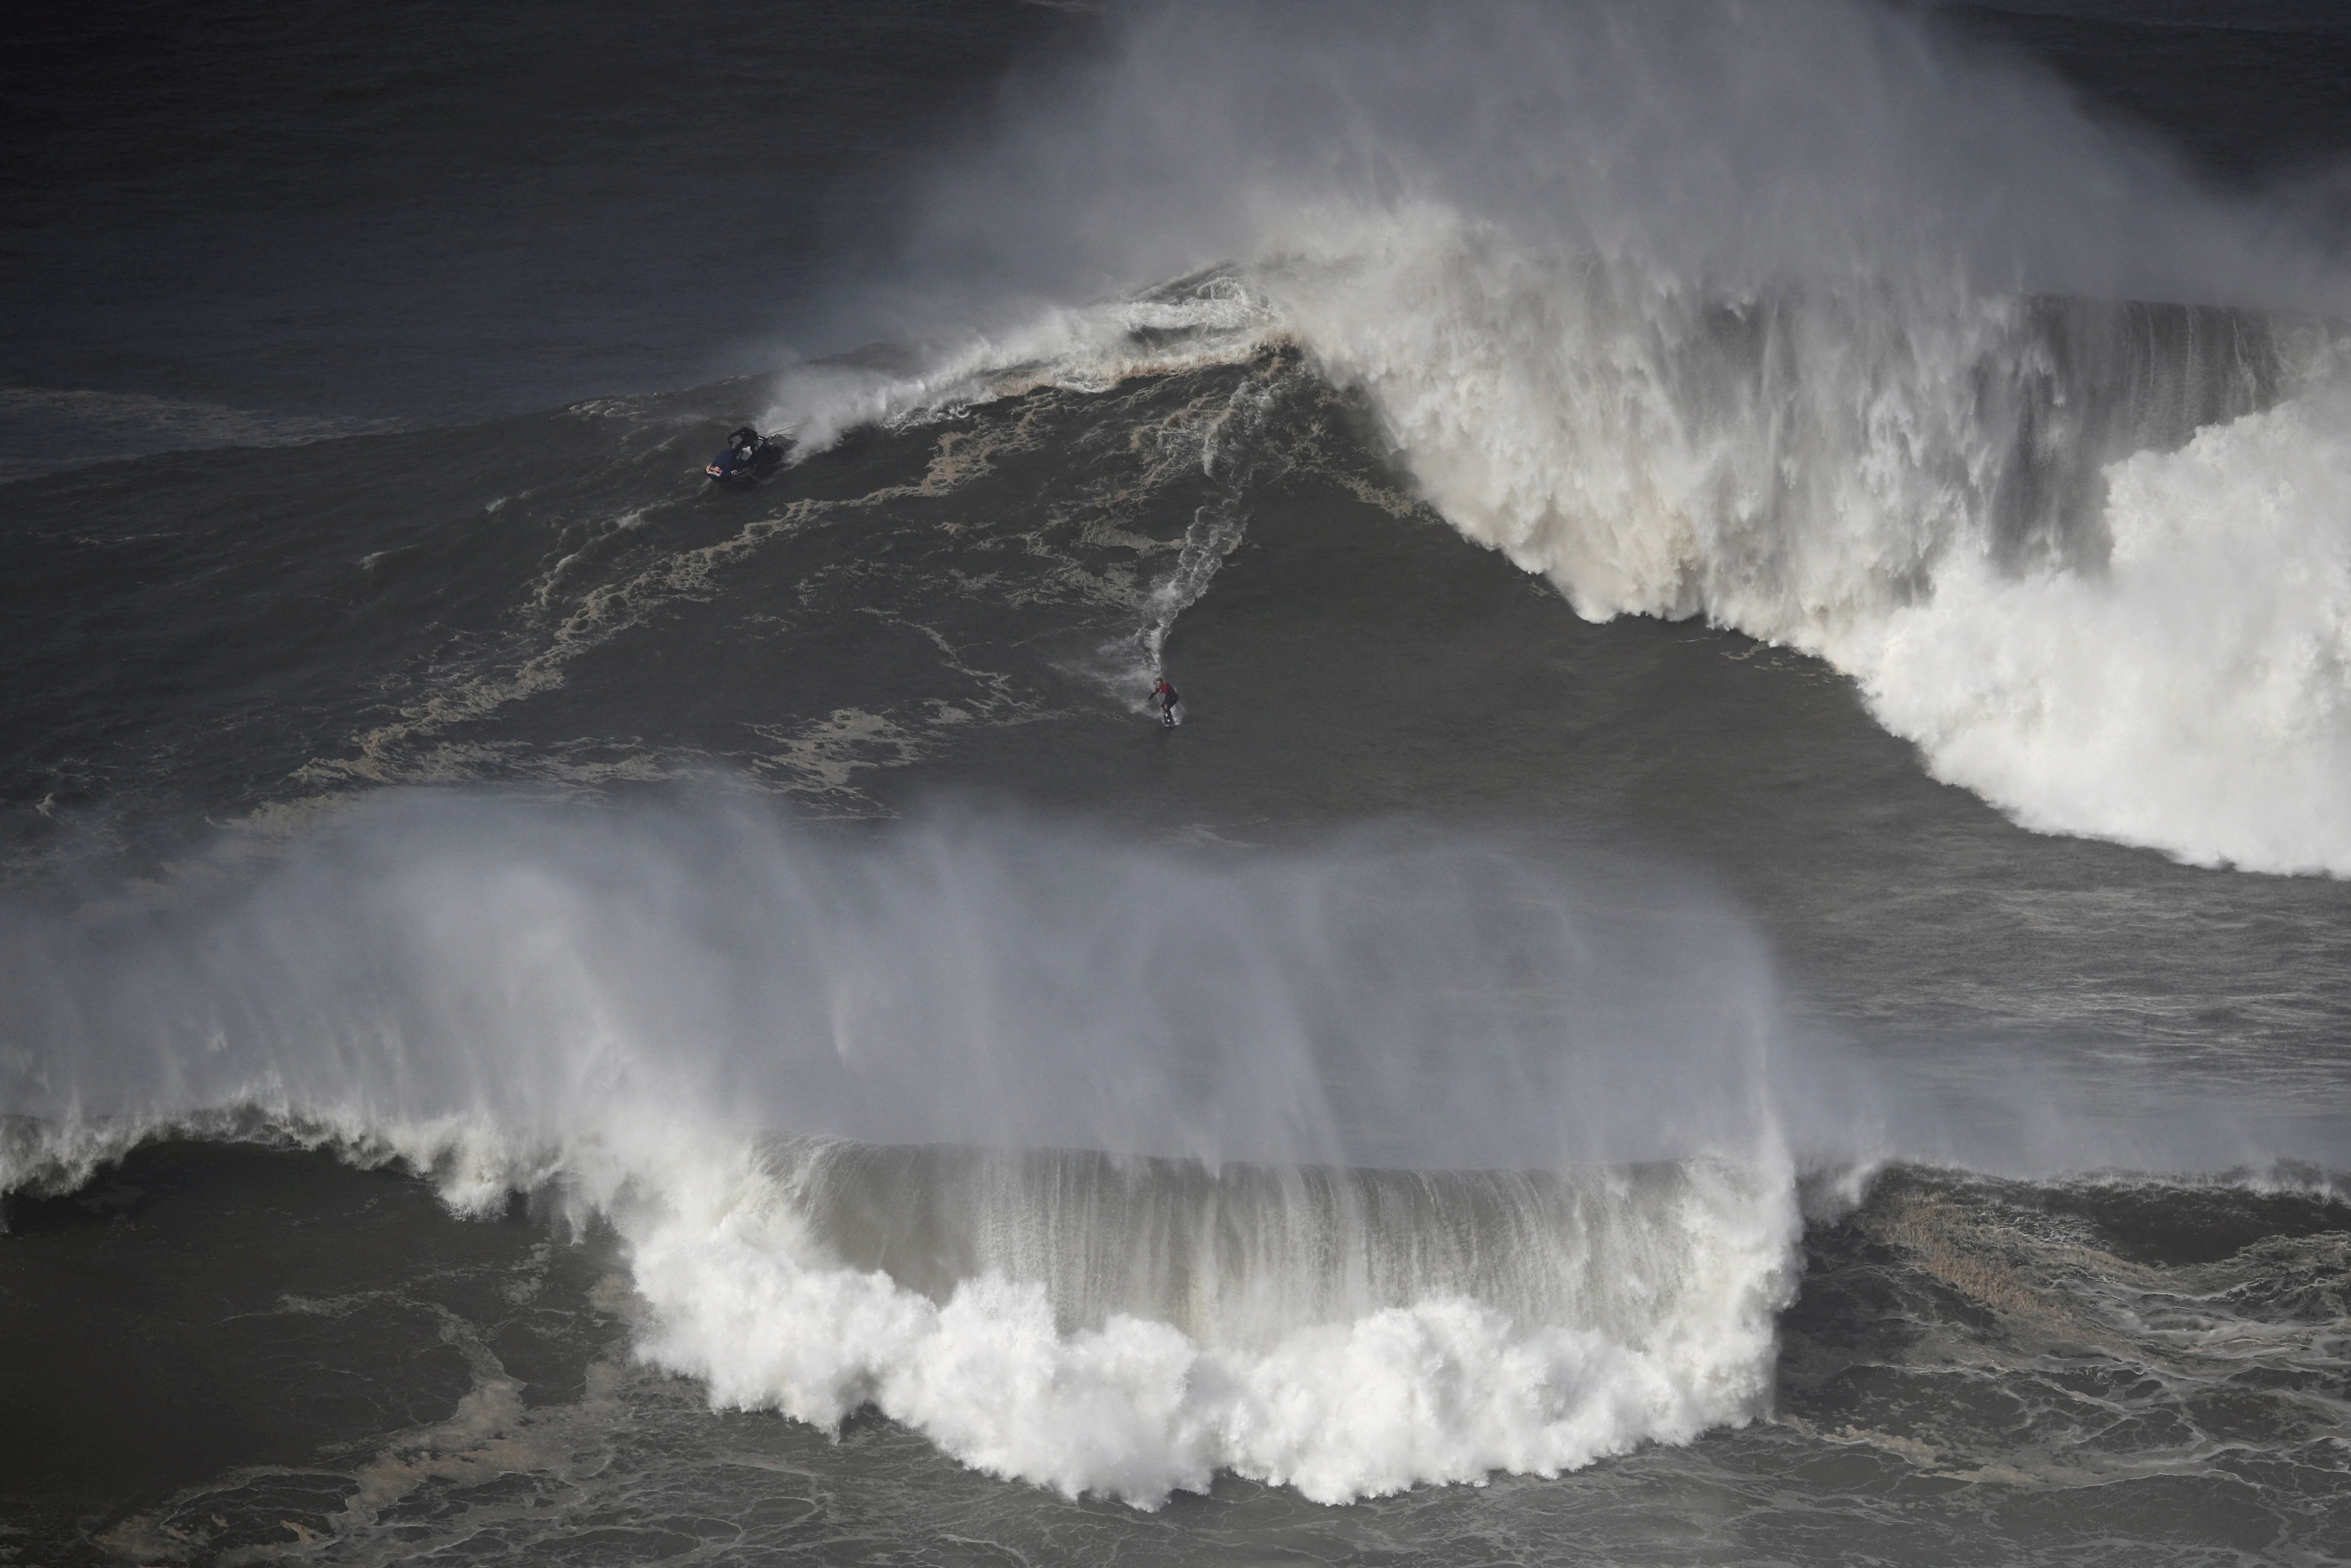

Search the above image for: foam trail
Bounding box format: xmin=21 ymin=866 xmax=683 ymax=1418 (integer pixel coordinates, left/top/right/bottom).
xmin=1098 ymin=492 xmax=1243 ymax=719
xmin=1059 ymin=323 xmax=1298 ymax=713
xmin=1102 ymin=402 xmax=1265 ymax=709
xmin=799 ymin=0 xmax=2351 ymax=872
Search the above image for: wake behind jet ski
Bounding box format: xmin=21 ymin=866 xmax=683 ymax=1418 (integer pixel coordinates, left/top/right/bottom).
xmin=706 ymin=425 xmax=787 ymax=484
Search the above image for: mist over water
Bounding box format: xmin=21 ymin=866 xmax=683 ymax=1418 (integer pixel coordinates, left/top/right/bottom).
xmin=0 ymin=795 xmax=1826 ymax=1502
xmin=8 ymin=791 xmax=2339 ymax=1510
xmin=768 ymin=0 xmax=2351 ymax=874
xmin=902 ymin=0 xmax=2343 ymax=310
xmin=6 ymin=0 xmax=2351 ymax=1552
xmin=2 ymin=796 xmax=1813 ymax=1174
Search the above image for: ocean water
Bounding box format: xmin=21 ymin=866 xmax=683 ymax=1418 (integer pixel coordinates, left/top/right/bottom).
xmin=3 ymin=2 xmax=2350 ymax=1563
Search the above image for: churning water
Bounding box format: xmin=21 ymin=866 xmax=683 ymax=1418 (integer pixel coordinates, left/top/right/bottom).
xmin=4 ymin=1 xmax=2350 ymax=1563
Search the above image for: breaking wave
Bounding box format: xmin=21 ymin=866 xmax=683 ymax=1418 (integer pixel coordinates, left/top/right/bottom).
xmin=7 ymin=793 xmax=2339 ymax=1501
xmin=1261 ymin=228 xmax=2351 ymax=876
xmin=0 ymin=797 xmax=1816 ymax=1504
xmin=636 ymin=1141 xmax=1794 ymax=1505
xmin=781 ymin=0 xmax=2351 ymax=874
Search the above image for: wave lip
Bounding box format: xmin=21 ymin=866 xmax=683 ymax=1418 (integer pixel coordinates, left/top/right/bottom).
xmin=788 ymin=0 xmax=2351 ymax=874
xmin=631 ymin=1140 xmax=1802 ymax=1506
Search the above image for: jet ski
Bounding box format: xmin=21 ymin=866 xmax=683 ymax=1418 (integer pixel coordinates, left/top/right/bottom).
xmin=706 ymin=425 xmax=787 ymax=484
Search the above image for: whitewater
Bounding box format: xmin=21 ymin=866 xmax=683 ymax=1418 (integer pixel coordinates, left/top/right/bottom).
xmin=764 ymin=0 xmax=2351 ymax=875
xmin=6 ymin=1 xmax=2351 ymax=1544
xmin=1 ymin=790 xmax=2317 ymax=1507
xmin=1 ymin=800 xmax=1823 ymax=1505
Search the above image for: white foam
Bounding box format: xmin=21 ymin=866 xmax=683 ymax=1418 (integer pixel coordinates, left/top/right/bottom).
xmin=1860 ymin=385 xmax=2351 ymax=871
xmin=763 ymin=273 xmax=1279 ymax=456
xmin=624 ymin=1151 xmax=1799 ymax=1506
xmin=2 ymin=1093 xmax=1800 ymax=1505
xmin=782 ymin=0 xmax=2351 ymax=873
xmin=0 ymin=801 xmax=1821 ymax=1503
xmin=1239 ymin=213 xmax=2351 ymax=873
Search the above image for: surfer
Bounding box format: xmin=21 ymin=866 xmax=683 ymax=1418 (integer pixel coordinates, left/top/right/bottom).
xmin=1152 ymin=677 xmax=1180 ymax=728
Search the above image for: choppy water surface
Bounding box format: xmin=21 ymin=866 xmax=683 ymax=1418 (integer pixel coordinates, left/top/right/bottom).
xmin=4 ymin=2 xmax=2350 ymax=1563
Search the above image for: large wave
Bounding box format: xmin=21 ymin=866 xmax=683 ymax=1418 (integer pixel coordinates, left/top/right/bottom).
xmin=5 ymin=796 xmax=2334 ymax=1501
xmin=788 ymin=0 xmax=2351 ymax=874
xmin=1260 ymin=227 xmax=2351 ymax=875
xmin=1 ymin=797 xmax=1823 ymax=1504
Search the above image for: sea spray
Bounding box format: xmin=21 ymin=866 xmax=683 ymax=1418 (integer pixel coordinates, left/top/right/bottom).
xmin=629 ymin=1145 xmax=1799 ymax=1505
xmin=6 ymin=796 xmax=2339 ymax=1501
xmin=1258 ymin=224 xmax=2351 ymax=870
xmin=0 ymin=796 xmax=1818 ymax=1499
xmin=1860 ymin=377 xmax=2351 ymax=870
xmin=789 ymin=0 xmax=2351 ymax=872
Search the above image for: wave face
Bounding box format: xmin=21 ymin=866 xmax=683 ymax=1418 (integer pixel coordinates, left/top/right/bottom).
xmin=0 ymin=798 xmax=1815 ymax=1505
xmin=807 ymin=0 xmax=2351 ymax=873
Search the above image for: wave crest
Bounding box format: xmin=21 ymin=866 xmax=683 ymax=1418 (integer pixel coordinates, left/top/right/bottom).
xmin=796 ymin=0 xmax=2351 ymax=872
xmin=637 ymin=1140 xmax=1798 ymax=1505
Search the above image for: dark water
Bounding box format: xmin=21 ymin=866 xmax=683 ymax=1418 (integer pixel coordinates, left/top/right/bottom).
xmin=0 ymin=0 xmax=1081 ymax=465
xmin=4 ymin=2 xmax=2351 ymax=1563
xmin=3 ymin=1143 xmax=2343 ymax=1565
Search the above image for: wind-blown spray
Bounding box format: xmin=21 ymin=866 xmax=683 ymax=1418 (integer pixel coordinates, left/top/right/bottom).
xmin=788 ymin=0 xmax=2351 ymax=872
xmin=0 ymin=796 xmax=1824 ymax=1502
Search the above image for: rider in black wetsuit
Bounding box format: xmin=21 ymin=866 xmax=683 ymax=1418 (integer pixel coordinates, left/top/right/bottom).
xmin=1152 ymin=677 xmax=1180 ymax=725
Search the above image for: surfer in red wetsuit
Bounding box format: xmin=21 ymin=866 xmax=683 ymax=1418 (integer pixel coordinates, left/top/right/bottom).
xmin=1151 ymin=677 xmax=1180 ymax=727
